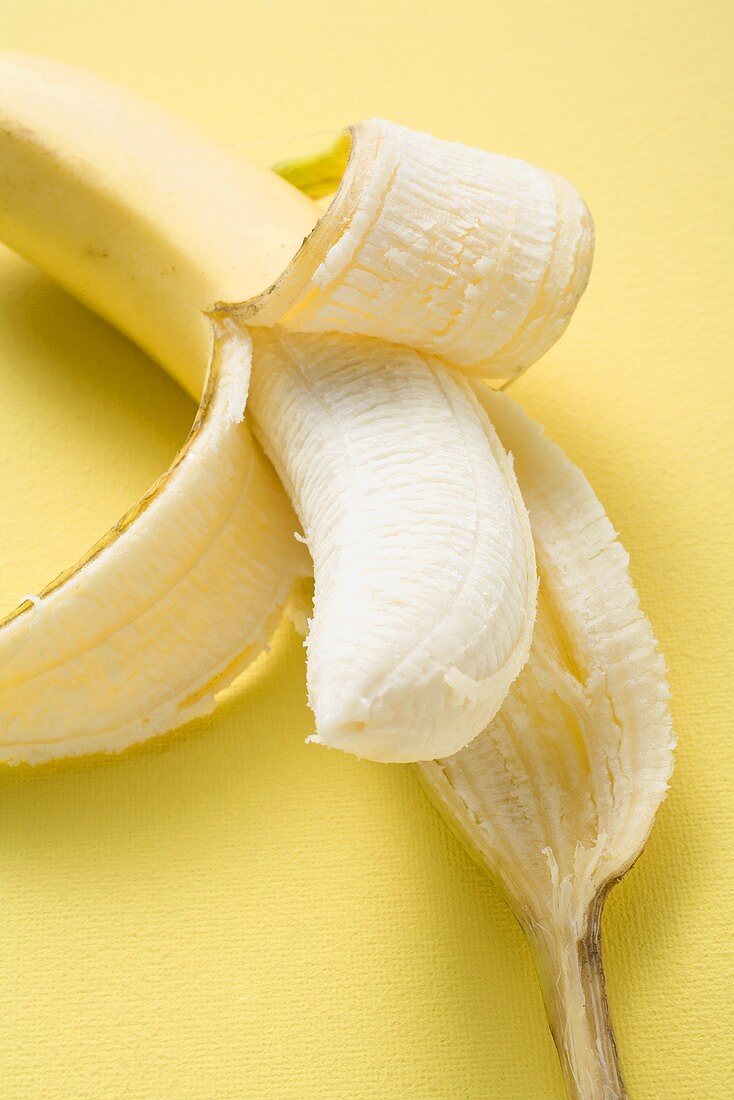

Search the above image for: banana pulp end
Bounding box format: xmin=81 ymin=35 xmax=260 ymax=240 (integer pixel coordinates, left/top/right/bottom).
xmin=248 ymin=328 xmax=537 ymax=763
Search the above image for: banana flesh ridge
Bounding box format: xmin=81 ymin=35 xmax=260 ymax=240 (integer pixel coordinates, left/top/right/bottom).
xmin=248 ymin=330 xmax=535 ymax=762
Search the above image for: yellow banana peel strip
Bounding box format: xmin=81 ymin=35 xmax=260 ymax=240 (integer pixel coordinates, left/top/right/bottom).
xmin=245 ymin=327 xmax=537 ymax=762
xmin=0 ymin=54 xmax=593 ymax=763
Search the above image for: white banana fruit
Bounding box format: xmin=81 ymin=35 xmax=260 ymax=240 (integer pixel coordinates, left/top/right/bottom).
xmin=0 ymin=321 xmax=308 ymax=762
xmin=248 ymin=329 xmax=534 ymax=761
xmin=418 ymin=389 xmax=674 ymax=1100
xmin=0 ymin=53 xmax=593 ymax=763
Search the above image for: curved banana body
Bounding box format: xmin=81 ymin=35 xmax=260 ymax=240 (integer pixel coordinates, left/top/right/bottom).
xmin=0 ymin=54 xmax=593 ymax=762
xmin=249 ymin=330 xmax=535 ymax=762
xmin=0 ymin=52 xmax=318 ymax=396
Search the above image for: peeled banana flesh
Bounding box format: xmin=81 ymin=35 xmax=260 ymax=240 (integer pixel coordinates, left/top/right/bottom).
xmin=0 ymin=53 xmax=592 ymax=762
xmin=248 ymin=329 xmax=535 ymax=761
xmin=0 ymin=52 xmax=317 ymax=761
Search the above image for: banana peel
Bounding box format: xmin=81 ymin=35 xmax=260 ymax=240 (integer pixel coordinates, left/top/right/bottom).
xmin=417 ymin=389 xmax=674 ymax=1099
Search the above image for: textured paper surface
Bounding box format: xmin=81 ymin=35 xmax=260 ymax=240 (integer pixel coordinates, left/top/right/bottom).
xmin=1 ymin=2 xmax=732 ymax=1097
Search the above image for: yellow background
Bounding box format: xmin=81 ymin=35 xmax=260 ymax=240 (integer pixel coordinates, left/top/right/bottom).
xmin=1 ymin=2 xmax=732 ymax=1096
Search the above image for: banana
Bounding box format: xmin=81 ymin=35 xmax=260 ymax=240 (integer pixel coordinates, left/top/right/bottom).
xmin=418 ymin=389 xmax=674 ymax=1100
xmin=0 ymin=53 xmax=592 ymax=763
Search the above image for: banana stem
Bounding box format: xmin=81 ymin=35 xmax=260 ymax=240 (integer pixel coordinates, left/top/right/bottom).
xmin=526 ymin=895 xmax=627 ymax=1100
